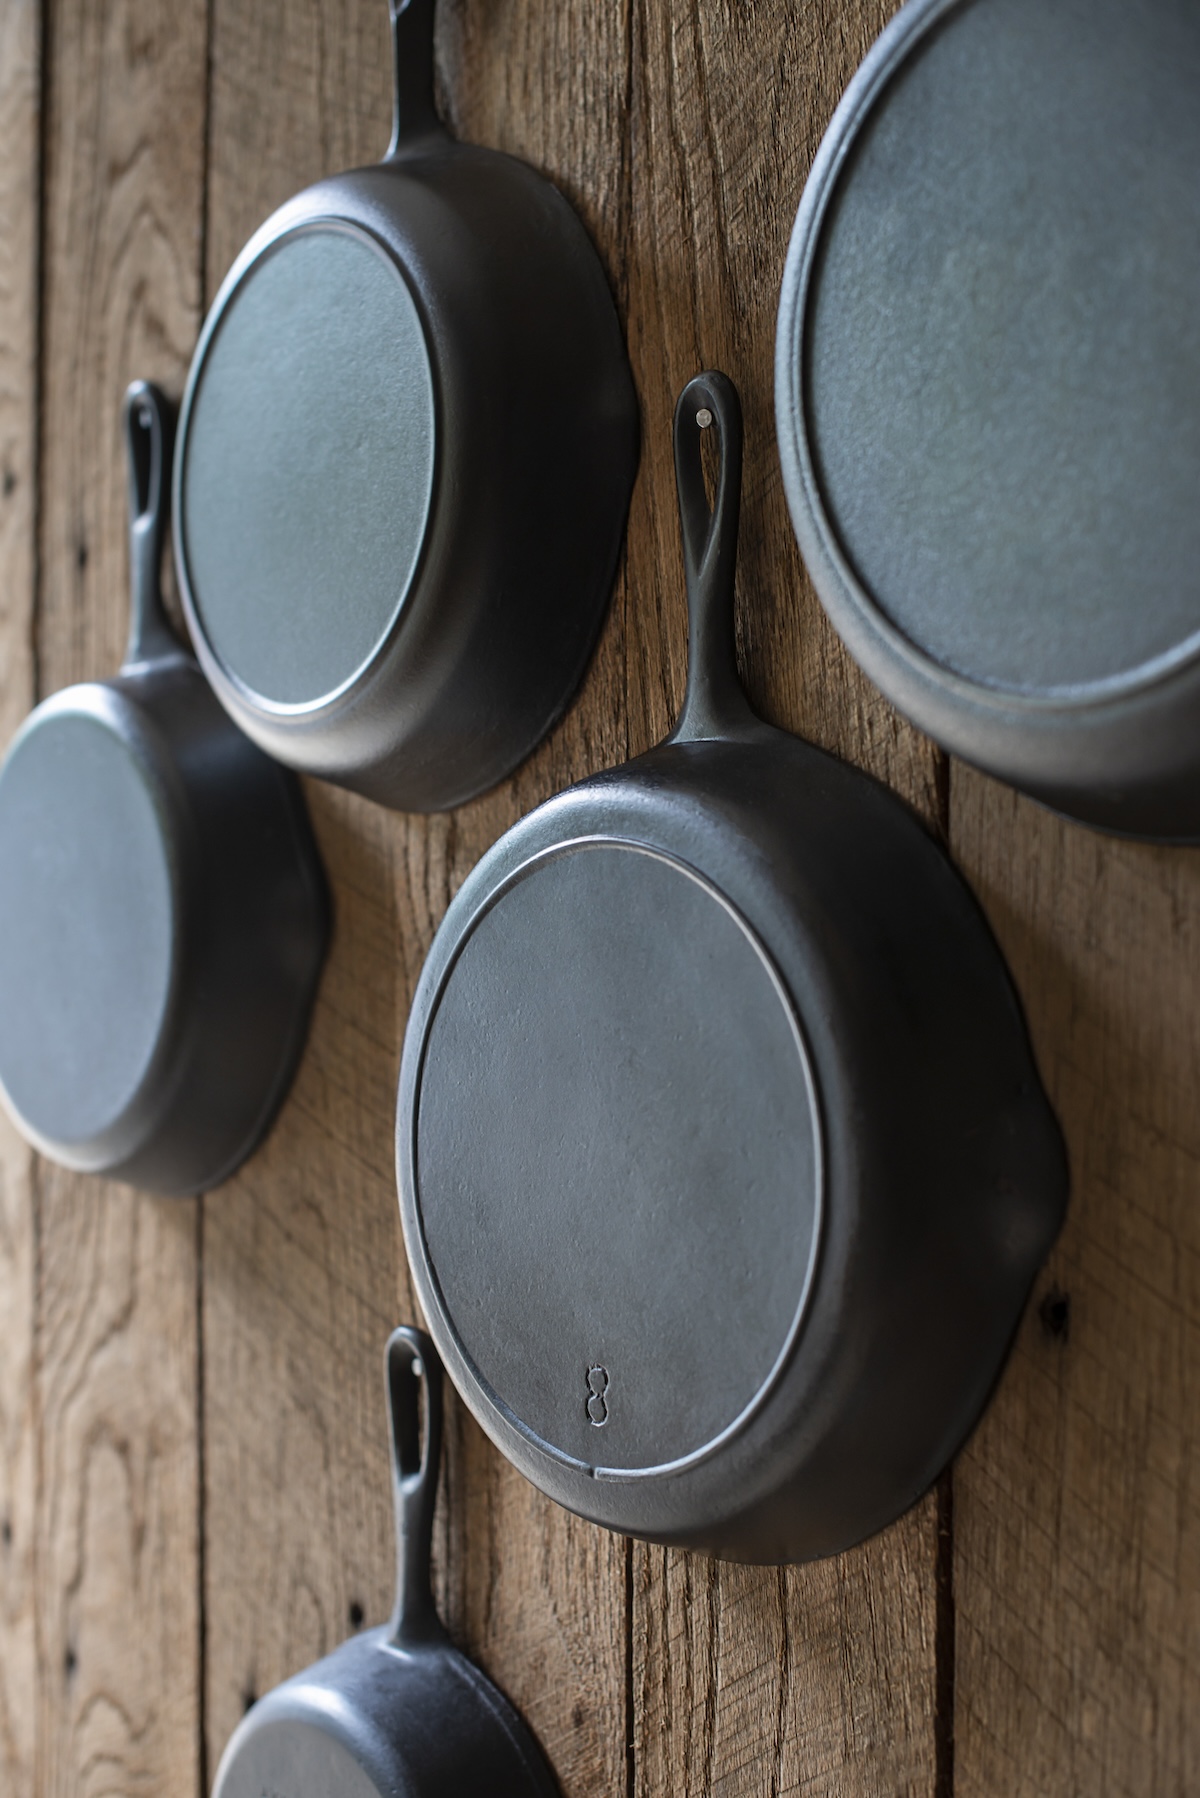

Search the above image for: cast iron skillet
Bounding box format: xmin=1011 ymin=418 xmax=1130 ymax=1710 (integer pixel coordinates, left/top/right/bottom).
xmin=213 ymin=1327 xmax=560 ymax=1798
xmin=397 ymin=371 xmax=1068 ymax=1566
xmin=776 ymin=0 xmax=1200 ymax=840
xmin=0 ymin=382 xmax=328 ymax=1196
xmin=174 ymin=0 xmax=638 ymax=813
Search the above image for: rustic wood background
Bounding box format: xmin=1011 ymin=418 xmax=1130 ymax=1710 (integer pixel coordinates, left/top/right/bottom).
xmin=0 ymin=1 xmax=1196 ymax=1793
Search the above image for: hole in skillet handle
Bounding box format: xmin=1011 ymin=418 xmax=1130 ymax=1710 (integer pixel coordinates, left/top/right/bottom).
xmin=385 ymin=1326 xmax=445 ymax=1646
xmin=670 ymin=371 xmax=758 ymax=747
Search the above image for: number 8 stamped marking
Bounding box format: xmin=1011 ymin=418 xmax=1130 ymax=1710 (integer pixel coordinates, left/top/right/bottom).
xmin=586 ymin=1365 xmax=610 ymax=1426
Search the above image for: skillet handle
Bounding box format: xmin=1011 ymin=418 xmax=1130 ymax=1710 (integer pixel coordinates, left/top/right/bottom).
xmin=386 ymin=0 xmax=441 ymax=157
xmin=122 ymin=381 xmax=182 ymax=671
xmin=669 ymin=370 xmax=758 ymax=745
xmin=385 ymin=1325 xmax=445 ymax=1645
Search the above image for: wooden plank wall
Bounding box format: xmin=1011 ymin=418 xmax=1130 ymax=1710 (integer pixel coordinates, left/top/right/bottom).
xmin=0 ymin=2 xmax=1195 ymax=1795
xmin=0 ymin=4 xmax=38 ymax=1791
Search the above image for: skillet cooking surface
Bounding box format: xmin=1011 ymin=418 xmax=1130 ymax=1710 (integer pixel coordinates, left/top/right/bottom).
xmin=0 ymin=707 xmax=176 ymax=1147
xmin=181 ymin=222 xmax=436 ymax=707
xmin=414 ymin=840 xmax=822 ymax=1477
xmin=805 ymin=0 xmax=1200 ymax=697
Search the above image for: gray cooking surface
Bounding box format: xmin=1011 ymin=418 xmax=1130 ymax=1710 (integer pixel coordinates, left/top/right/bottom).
xmin=415 ymin=842 xmax=821 ymax=1475
xmin=0 ymin=711 xmax=176 ymax=1147
xmin=805 ymin=0 xmax=1200 ymax=695
xmin=182 ymin=222 xmax=436 ymax=707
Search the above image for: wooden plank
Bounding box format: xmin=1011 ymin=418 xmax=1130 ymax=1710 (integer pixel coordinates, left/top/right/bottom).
xmin=0 ymin=0 xmax=38 ymax=753
xmin=0 ymin=2 xmax=40 ymax=1791
xmin=633 ymin=1530 xmax=945 ymax=1797
xmin=435 ymin=10 xmax=632 ymax=1793
xmin=200 ymin=6 xmax=630 ymax=1794
xmin=198 ymin=0 xmax=409 ymax=1767
xmin=626 ymin=2 xmax=944 ymax=1793
xmin=623 ymin=0 xmax=935 ymax=800
xmin=34 ymin=0 xmax=209 ymax=1791
xmin=950 ymin=773 xmax=1200 ymax=1798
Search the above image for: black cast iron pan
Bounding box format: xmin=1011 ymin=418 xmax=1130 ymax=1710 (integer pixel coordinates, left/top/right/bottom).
xmin=776 ymin=0 xmax=1200 ymax=840
xmin=0 ymin=383 xmax=328 ymax=1195
xmin=396 ymin=371 xmax=1068 ymax=1565
xmin=174 ymin=0 xmax=638 ymax=813
xmin=213 ymin=1327 xmax=560 ymax=1798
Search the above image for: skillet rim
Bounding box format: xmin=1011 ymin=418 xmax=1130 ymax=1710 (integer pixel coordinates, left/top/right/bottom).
xmin=774 ymin=0 xmax=1200 ymax=826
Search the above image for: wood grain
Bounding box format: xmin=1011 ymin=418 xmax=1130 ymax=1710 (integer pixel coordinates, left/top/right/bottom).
xmin=34 ymin=0 xmax=208 ymax=1792
xmin=35 ymin=1175 xmax=201 ymax=1798
xmin=950 ymin=772 xmax=1200 ymax=1798
xmin=0 ymin=2 xmax=39 ymax=1791
xmin=626 ymin=3 xmax=944 ymax=1791
xmin=0 ymin=0 xmax=37 ymax=752
xmin=634 ymin=1526 xmax=943 ymax=1798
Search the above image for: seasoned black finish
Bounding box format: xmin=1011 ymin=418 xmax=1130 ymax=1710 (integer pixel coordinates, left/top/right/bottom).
xmin=397 ymin=372 xmax=1068 ymax=1564
xmin=776 ymin=0 xmax=1200 ymax=840
xmin=212 ymin=1328 xmax=560 ymax=1798
xmin=416 ymin=842 xmax=821 ymax=1476
xmin=0 ymin=383 xmax=328 ymax=1196
xmin=175 ymin=0 xmax=638 ymax=813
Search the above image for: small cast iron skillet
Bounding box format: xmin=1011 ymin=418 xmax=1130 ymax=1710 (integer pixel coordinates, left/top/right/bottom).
xmin=397 ymin=372 xmax=1068 ymax=1565
xmin=213 ymin=1327 xmax=560 ymax=1798
xmin=776 ymin=0 xmax=1200 ymax=840
xmin=174 ymin=0 xmax=638 ymax=813
xmin=0 ymin=383 xmax=328 ymax=1196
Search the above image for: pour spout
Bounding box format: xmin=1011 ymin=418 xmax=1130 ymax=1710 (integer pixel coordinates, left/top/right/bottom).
xmin=668 ymin=370 xmax=758 ymax=745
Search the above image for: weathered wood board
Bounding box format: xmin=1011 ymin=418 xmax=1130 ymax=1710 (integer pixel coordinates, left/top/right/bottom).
xmin=950 ymin=775 xmax=1200 ymax=1798
xmin=29 ymin=2 xmax=209 ymax=1794
xmin=624 ymin=4 xmax=948 ymax=1793
xmin=0 ymin=3 xmax=39 ymax=1791
xmin=0 ymin=1 xmax=1194 ymax=1795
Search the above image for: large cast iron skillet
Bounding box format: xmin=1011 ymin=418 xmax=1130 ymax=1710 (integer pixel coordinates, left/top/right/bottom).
xmin=0 ymin=384 xmax=327 ymax=1196
xmin=175 ymin=0 xmax=637 ymax=813
xmin=397 ymin=372 xmax=1068 ymax=1565
xmin=213 ymin=1328 xmax=559 ymax=1798
xmin=776 ymin=0 xmax=1200 ymax=839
